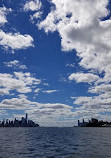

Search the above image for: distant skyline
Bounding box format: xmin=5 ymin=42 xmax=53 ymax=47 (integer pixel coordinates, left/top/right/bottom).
xmin=0 ymin=113 xmax=39 ymax=127
xmin=0 ymin=0 xmax=111 ymax=126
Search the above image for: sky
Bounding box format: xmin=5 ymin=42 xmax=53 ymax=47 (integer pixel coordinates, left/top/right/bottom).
xmin=0 ymin=0 xmax=111 ymax=127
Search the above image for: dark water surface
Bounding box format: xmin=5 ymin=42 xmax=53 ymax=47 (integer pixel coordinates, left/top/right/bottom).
xmin=0 ymin=127 xmax=111 ymax=158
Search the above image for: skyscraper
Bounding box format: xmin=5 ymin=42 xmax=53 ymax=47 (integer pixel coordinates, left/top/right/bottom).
xmin=26 ymin=113 xmax=28 ymax=123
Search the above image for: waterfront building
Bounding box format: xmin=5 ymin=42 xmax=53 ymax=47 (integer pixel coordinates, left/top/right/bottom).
xmin=26 ymin=113 xmax=28 ymax=124
xmin=78 ymin=118 xmax=111 ymax=127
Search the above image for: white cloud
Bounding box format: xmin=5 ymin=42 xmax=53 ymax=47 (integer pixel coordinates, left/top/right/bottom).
xmin=0 ymin=30 xmax=34 ymax=50
xmin=69 ymin=72 xmax=99 ymax=83
xmin=30 ymin=11 xmax=42 ymax=22
xmin=2 ymin=94 xmax=111 ymax=126
xmin=40 ymin=103 xmax=72 ymax=110
xmin=43 ymin=83 xmax=49 ymax=86
xmin=4 ymin=60 xmax=19 ymax=66
xmin=1 ymin=98 xmax=31 ymax=109
xmin=1 ymin=0 xmax=111 ymax=125
xmin=0 ymin=73 xmax=31 ymax=94
xmin=19 ymin=65 xmax=27 ymax=69
xmin=68 ymin=95 xmax=111 ymax=124
xmin=38 ymin=0 xmax=109 ymax=54
xmin=89 ymin=84 xmax=111 ymax=94
xmin=14 ymin=72 xmax=41 ymax=85
xmin=37 ymin=0 xmax=111 ymax=122
xmin=24 ymin=0 xmax=43 ymax=23
xmin=0 ymin=6 xmax=12 ymax=25
xmin=18 ymin=94 xmax=28 ymax=99
xmin=38 ymin=0 xmax=111 ymax=77
xmin=42 ymin=90 xmax=59 ymax=94
xmin=0 ymin=6 xmax=34 ymax=51
xmin=66 ymin=63 xmax=75 ymax=68
xmin=34 ymin=88 xmax=41 ymax=93
xmin=74 ymin=95 xmax=111 ymax=111
xmin=24 ymin=0 xmax=42 ymax=11
xmin=0 ymin=88 xmax=9 ymax=95
xmin=0 ymin=72 xmax=41 ymax=95
xmin=4 ymin=60 xmax=27 ymax=69
xmin=0 ymin=96 xmax=75 ymax=126
xmin=1 ymin=97 xmax=72 ymax=110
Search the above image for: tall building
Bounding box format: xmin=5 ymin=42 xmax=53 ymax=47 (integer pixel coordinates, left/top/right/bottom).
xmin=78 ymin=120 xmax=80 ymax=126
xmin=26 ymin=113 xmax=28 ymax=123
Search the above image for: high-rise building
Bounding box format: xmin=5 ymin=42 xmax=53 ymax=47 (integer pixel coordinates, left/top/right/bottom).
xmin=78 ymin=120 xmax=80 ymax=126
xmin=26 ymin=113 xmax=28 ymax=123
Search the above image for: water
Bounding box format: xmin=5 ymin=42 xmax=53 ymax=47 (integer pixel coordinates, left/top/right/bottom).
xmin=0 ymin=127 xmax=111 ymax=158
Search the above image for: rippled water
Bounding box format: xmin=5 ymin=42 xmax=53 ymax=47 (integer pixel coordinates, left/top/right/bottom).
xmin=0 ymin=127 xmax=111 ymax=158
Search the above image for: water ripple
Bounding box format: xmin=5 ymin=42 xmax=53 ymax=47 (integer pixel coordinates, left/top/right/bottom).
xmin=0 ymin=127 xmax=110 ymax=158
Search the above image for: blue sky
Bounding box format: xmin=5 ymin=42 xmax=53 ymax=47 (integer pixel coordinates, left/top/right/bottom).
xmin=0 ymin=0 xmax=111 ymax=126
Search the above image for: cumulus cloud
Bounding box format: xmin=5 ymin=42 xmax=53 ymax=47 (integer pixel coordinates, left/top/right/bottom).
xmin=0 ymin=96 xmax=75 ymax=126
xmin=74 ymin=95 xmax=111 ymax=111
xmin=0 ymin=6 xmax=12 ymax=25
xmin=0 ymin=30 xmax=34 ymax=50
xmin=68 ymin=95 xmax=111 ymax=124
xmin=1 ymin=98 xmax=31 ymax=109
xmin=14 ymin=72 xmax=41 ymax=85
xmin=0 ymin=6 xmax=34 ymax=51
xmin=37 ymin=0 xmax=111 ymax=121
xmin=4 ymin=60 xmax=27 ymax=69
xmin=24 ymin=0 xmax=43 ymax=23
xmin=0 ymin=88 xmax=9 ymax=96
xmin=69 ymin=72 xmax=99 ymax=83
xmin=2 ymin=94 xmax=111 ymax=126
xmin=0 ymin=72 xmax=41 ymax=95
xmin=18 ymin=94 xmax=28 ymax=99
xmin=30 ymin=11 xmax=42 ymax=22
xmin=38 ymin=0 xmax=111 ymax=78
xmin=38 ymin=0 xmax=110 ymax=54
xmin=89 ymin=84 xmax=111 ymax=94
xmin=1 ymin=97 xmax=72 ymax=110
xmin=24 ymin=0 xmax=42 ymax=11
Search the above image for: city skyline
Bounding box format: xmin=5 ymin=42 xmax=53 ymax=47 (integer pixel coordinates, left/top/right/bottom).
xmin=0 ymin=0 xmax=111 ymax=126
xmin=0 ymin=113 xmax=39 ymax=127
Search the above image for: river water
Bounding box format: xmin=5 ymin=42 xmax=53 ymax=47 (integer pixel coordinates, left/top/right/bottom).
xmin=0 ymin=127 xmax=111 ymax=158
